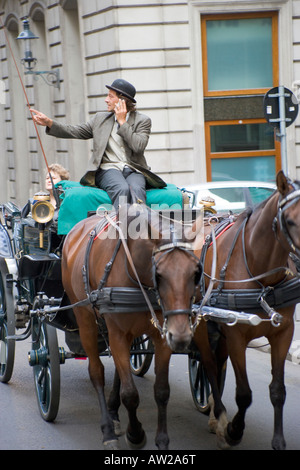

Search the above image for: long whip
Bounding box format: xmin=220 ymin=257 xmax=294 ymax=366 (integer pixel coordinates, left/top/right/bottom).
xmin=0 ymin=15 xmax=60 ymax=207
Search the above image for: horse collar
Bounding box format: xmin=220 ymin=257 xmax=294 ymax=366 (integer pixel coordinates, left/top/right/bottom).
xmin=152 ymin=241 xmax=201 ymax=320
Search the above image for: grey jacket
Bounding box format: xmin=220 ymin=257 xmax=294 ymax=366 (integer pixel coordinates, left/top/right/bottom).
xmin=46 ymin=111 xmax=166 ymax=188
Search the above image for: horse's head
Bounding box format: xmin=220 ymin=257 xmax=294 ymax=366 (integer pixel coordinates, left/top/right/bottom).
xmin=274 ymin=170 xmax=300 ymax=256
xmin=151 ymin=213 xmax=203 ymax=353
xmin=119 ymin=203 xmax=203 ymax=352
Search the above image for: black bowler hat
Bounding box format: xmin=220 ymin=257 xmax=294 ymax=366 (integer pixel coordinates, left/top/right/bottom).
xmin=106 ymin=79 xmax=136 ymax=103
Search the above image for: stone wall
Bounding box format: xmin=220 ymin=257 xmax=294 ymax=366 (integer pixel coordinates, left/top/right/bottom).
xmin=0 ymin=0 xmax=299 ymax=205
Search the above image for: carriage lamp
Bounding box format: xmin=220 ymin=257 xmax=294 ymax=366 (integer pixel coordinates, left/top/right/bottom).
xmin=199 ymin=196 xmax=217 ymax=216
xmin=31 ymin=192 xmax=55 ymax=248
xmin=17 ymin=18 xmax=60 ymax=89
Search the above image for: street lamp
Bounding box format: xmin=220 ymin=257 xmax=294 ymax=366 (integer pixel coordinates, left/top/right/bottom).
xmin=17 ymin=18 xmax=60 ymax=89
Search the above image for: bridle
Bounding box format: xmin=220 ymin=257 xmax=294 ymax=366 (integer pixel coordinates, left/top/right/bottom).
xmin=197 ymin=183 xmax=300 ymax=328
xmin=91 ymin=211 xmax=202 ymax=337
xmin=152 ymin=240 xmax=202 ymax=319
xmin=213 ymin=181 xmax=300 ymax=290
xmin=273 ymin=180 xmax=300 ymax=257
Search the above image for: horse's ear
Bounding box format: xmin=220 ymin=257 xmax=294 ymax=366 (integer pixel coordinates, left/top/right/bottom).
xmin=184 ymin=215 xmax=204 ymax=251
xmin=276 ymin=170 xmax=290 ymax=196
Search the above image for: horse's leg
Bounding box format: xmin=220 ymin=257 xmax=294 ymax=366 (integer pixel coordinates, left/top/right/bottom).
xmin=107 ymin=368 xmax=123 ymax=436
xmin=152 ymin=339 xmax=172 ymax=450
xmin=108 ymin=331 xmax=146 ymax=449
xmin=193 ymin=321 xmax=229 ymax=449
xmin=75 ymin=307 xmax=118 ymax=449
xmin=225 ymin=334 xmax=252 ymax=446
xmin=268 ymin=321 xmax=294 ymax=450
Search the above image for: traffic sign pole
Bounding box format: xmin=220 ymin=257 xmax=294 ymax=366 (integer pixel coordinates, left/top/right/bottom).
xmin=278 ymin=85 xmax=288 ymax=175
xmin=264 ymin=86 xmax=299 ymax=177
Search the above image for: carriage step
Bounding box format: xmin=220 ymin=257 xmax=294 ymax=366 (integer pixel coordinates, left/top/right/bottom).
xmin=194 ymin=306 xmax=282 ymax=327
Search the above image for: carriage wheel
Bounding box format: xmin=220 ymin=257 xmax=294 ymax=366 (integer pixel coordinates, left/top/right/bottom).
xmin=130 ymin=335 xmax=153 ymax=377
xmin=188 ymin=352 xmax=227 ymax=414
xmin=31 ymin=317 xmax=60 ymax=422
xmin=0 ymin=268 xmax=15 ymax=383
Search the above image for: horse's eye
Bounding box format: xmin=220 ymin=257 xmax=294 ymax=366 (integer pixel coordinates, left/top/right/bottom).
xmin=155 ymin=272 xmax=161 ymax=286
xmin=195 ymin=266 xmax=202 ymax=285
xmin=286 ymin=218 xmax=296 ymax=228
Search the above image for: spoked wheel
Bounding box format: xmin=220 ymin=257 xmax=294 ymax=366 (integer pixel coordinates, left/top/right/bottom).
xmin=188 ymin=351 xmax=227 ymax=414
xmin=0 ymin=267 xmax=15 ymax=383
xmin=130 ymin=335 xmax=154 ymax=377
xmin=30 ymin=317 xmax=60 ymax=422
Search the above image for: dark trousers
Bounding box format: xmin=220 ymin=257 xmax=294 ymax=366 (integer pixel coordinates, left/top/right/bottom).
xmin=95 ymin=166 xmax=146 ymax=209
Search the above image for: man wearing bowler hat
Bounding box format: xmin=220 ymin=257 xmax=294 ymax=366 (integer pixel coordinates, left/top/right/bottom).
xmin=30 ymin=78 xmax=166 ymax=209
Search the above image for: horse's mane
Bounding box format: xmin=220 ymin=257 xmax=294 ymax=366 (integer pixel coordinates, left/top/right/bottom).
xmin=236 ymin=186 xmax=278 ymax=221
xmin=253 ymin=188 xmax=277 ymax=212
xmin=247 ymin=177 xmax=300 ymax=216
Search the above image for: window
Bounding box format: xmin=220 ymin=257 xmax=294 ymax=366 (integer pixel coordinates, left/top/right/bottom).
xmin=210 ymin=122 xmax=274 ymax=152
xmin=205 ymin=119 xmax=280 ymax=182
xmin=202 ymin=12 xmax=278 ymax=96
xmin=201 ymin=12 xmax=280 ymax=182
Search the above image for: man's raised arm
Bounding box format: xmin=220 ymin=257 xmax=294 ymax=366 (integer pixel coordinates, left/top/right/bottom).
xmin=30 ymin=108 xmax=53 ymax=128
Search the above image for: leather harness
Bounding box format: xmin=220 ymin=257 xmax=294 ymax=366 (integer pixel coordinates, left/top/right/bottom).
xmin=199 ymin=183 xmax=300 ymax=322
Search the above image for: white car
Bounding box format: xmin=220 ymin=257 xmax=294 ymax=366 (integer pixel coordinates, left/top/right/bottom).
xmin=182 ymin=181 xmax=276 ymax=214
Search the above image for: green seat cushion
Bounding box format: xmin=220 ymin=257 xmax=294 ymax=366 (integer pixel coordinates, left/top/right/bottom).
xmin=56 ymin=181 xmax=183 ymax=234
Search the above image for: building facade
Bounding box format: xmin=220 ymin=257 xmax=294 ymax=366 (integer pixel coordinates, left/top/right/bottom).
xmin=0 ymin=0 xmax=300 ymax=205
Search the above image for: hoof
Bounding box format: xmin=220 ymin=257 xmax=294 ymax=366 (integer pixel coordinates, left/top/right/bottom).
xmin=208 ymin=395 xmax=217 ymax=434
xmin=216 ymin=434 xmax=230 ymax=450
xmin=272 ymin=436 xmax=286 ymax=450
xmin=208 ymin=417 xmax=218 ymax=434
xmin=125 ymin=430 xmax=147 ymax=449
xmin=155 ymin=439 xmax=169 ymax=450
xmin=215 ymin=412 xmax=230 ymax=450
xmin=225 ymin=423 xmax=242 ymax=447
xmin=113 ymin=420 xmax=124 ymax=436
xmin=103 ymin=439 xmax=120 ymax=450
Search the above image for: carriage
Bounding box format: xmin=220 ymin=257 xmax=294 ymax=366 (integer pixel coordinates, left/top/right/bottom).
xmin=0 ymin=184 xmax=214 ymax=423
xmin=0 ymin=172 xmax=298 ymax=450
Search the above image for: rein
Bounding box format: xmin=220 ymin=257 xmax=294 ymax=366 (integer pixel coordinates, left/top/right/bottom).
xmin=33 ymin=209 xmax=202 ymax=338
xmin=200 ymin=185 xmax=300 ymax=326
xmin=152 ymin=237 xmax=202 ymax=319
xmin=103 ymin=211 xmax=164 ymax=335
xmin=203 ymin=211 xmax=294 ymax=287
xmin=105 ymin=211 xmax=204 ymax=336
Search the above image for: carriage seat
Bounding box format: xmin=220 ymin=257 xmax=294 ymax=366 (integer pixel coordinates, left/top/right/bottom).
xmin=55 ymin=180 xmax=184 ymax=235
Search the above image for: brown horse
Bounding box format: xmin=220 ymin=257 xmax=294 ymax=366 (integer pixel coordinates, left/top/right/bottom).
xmin=196 ymin=170 xmax=299 ymax=450
xmin=61 ymin=203 xmax=207 ymax=449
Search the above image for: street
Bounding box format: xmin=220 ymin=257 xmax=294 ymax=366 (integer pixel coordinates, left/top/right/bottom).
xmin=1 ymin=330 xmax=300 ymax=451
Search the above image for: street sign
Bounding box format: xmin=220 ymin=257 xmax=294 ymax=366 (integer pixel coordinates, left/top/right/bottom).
xmin=263 ymin=86 xmax=299 ymax=128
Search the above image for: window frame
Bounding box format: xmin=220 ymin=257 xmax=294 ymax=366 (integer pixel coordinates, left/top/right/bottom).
xmin=201 ymin=11 xmax=279 ymax=97
xmin=205 ymin=118 xmax=281 ymax=181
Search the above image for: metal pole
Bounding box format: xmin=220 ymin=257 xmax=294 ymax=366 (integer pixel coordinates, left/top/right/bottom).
xmin=278 ymin=85 xmax=288 ymax=175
